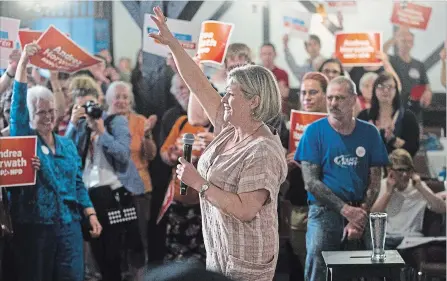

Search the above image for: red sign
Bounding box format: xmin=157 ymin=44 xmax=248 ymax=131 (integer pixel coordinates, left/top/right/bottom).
xmin=29 ymin=26 xmax=101 ymax=73
xmin=335 ymin=32 xmax=382 ymax=67
xmin=18 ymin=30 xmax=43 ymax=49
xmin=197 ymin=21 xmax=234 ymax=65
xmin=289 ymin=110 xmax=327 ymax=153
xmin=0 ymin=136 xmax=37 ymax=187
xmin=157 ymin=175 xmax=175 ymax=224
xmin=18 ymin=30 xmax=71 ymax=49
xmin=390 ymin=2 xmax=432 ymax=30
xmin=0 ymin=39 xmax=13 ymax=48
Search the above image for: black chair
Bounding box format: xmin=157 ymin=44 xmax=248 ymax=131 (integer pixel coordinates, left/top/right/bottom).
xmin=416 ymin=180 xmax=446 ymax=281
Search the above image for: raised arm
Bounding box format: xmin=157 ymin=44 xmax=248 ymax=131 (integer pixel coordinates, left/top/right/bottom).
xmin=0 ymin=50 xmax=20 ymax=94
xmin=412 ymin=174 xmax=446 ymax=214
xmin=283 ymin=34 xmax=308 ymax=82
xmin=10 ymin=44 xmax=40 ymax=137
xmin=383 ymin=35 xmax=397 ymax=54
xmin=49 ymin=71 xmax=67 ymax=120
xmin=362 ymin=167 xmax=382 ymax=211
xmin=378 ymin=52 xmax=402 ymax=92
xmin=148 ymin=7 xmax=221 ymax=128
xmin=188 ymin=94 xmax=210 ymax=126
xmin=187 ymin=57 xmax=212 ymax=126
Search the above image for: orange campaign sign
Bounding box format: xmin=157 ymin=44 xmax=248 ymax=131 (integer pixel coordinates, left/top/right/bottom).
xmin=18 ymin=30 xmax=71 ymax=49
xmin=335 ymin=32 xmax=382 ymax=67
xmin=390 ymin=2 xmax=432 ymax=30
xmin=29 ymin=25 xmax=101 ymax=73
xmin=289 ymin=110 xmax=327 ymax=153
xmin=18 ymin=30 xmax=43 ymax=48
xmin=0 ymin=136 xmax=37 ymax=188
xmin=196 ymin=20 xmax=234 ymax=65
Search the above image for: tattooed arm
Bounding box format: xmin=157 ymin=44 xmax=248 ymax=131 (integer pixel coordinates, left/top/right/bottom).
xmin=301 ymin=161 xmax=347 ymax=213
xmin=301 ymin=161 xmax=367 ymax=228
xmin=363 ymin=167 xmax=382 ymax=211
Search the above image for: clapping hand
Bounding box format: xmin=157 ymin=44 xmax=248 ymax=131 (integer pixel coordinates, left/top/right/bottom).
xmin=8 ymin=49 xmax=21 ymax=73
xmin=144 ymin=114 xmax=158 ymax=133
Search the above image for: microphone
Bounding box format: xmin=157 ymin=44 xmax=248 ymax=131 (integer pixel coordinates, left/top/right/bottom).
xmin=180 ymin=133 xmax=195 ymax=196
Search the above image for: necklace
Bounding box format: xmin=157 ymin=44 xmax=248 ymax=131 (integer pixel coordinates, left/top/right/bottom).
xmin=220 ymin=123 xmax=264 ymax=155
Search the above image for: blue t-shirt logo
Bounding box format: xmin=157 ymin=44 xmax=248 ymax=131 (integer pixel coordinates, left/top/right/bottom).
xmin=294 ymin=118 xmax=389 ymax=203
xmin=334 ymin=154 xmax=359 ymax=168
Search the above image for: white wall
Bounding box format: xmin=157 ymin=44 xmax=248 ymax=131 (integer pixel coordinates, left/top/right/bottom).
xmin=112 ymin=1 xmax=141 ymax=67
xmin=112 ymin=0 xmax=446 ymax=91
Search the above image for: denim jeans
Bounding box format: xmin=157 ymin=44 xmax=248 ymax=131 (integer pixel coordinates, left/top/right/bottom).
xmin=13 ymin=221 xmax=84 ymax=281
xmin=305 ymin=204 xmax=365 ymax=281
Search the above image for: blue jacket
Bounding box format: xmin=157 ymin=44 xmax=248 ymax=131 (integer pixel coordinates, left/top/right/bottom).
xmin=9 ymin=81 xmax=93 ymax=224
xmin=65 ymin=112 xmax=145 ymax=195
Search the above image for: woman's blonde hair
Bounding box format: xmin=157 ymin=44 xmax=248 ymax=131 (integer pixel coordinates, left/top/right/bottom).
xmin=227 ymin=64 xmax=281 ymax=123
xmin=68 ymin=75 xmax=101 ymax=100
xmin=224 ymin=43 xmax=252 ymax=67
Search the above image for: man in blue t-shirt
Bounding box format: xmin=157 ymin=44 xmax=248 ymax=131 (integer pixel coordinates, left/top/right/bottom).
xmin=295 ymin=76 xmax=389 ymax=281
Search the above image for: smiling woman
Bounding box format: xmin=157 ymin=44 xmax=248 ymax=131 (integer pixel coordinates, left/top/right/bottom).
xmin=147 ymin=6 xmax=287 ymax=281
xmin=8 ymin=43 xmax=101 ymax=281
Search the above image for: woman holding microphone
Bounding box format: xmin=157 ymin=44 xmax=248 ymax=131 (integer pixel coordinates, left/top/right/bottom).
xmin=149 ymin=7 xmax=287 ymax=281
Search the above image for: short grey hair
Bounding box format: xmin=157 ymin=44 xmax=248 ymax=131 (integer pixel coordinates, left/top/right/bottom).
xmin=227 ymin=64 xmax=281 ymax=123
xmin=328 ymin=76 xmax=357 ymax=95
xmin=26 ymin=86 xmax=54 ymax=121
xmin=105 ymin=81 xmax=135 ymax=109
xmin=359 ymin=72 xmax=379 ymax=89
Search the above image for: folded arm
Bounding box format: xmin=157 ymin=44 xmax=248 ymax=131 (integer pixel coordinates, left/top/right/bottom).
xmin=415 ymin=180 xmax=446 ymax=214
xmin=196 ymin=179 xmax=269 ymax=222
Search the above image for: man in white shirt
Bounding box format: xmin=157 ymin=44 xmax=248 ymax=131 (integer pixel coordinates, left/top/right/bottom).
xmin=371 ymin=149 xmax=446 ymax=249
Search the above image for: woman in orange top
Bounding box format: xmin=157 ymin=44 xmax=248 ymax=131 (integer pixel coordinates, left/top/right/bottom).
xmin=106 ymin=81 xmax=157 ymax=264
xmin=160 ymin=114 xmax=209 ymax=263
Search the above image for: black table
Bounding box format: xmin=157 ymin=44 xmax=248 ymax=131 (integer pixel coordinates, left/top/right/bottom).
xmin=322 ymin=250 xmax=406 ymax=281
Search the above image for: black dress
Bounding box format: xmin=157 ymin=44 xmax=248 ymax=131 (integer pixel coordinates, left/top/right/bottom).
xmin=357 ymin=109 xmax=420 ymax=157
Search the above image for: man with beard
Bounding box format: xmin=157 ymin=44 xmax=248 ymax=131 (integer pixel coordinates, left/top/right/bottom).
xmin=294 ymin=76 xmax=389 ymax=281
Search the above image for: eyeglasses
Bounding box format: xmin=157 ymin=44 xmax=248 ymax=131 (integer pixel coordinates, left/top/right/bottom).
xmin=326 ymin=95 xmax=347 ymax=102
xmin=301 ymin=90 xmax=320 ymax=96
xmin=391 ymin=167 xmax=412 ymax=173
xmin=323 ymin=69 xmax=340 ymax=75
xmin=377 ymin=84 xmax=396 ymax=91
xmin=35 ymin=109 xmax=57 ymax=117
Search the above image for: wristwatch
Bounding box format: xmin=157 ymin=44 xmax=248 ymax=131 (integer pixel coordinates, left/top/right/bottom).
xmin=199 ymin=182 xmax=210 ymax=198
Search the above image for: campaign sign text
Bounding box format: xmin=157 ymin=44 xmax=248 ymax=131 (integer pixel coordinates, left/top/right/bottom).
xmin=0 ymin=136 xmax=37 ymax=187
